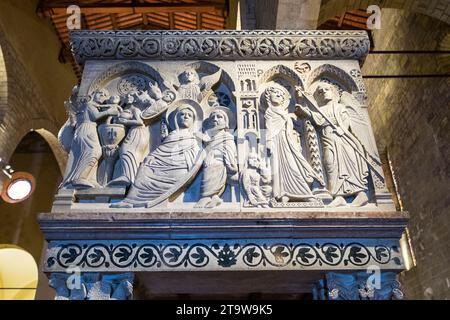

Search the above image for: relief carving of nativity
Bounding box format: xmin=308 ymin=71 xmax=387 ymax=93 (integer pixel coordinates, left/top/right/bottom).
xmin=57 ymin=59 xmax=391 ymax=211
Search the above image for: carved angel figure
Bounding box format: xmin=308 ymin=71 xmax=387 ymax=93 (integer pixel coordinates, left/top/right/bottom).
xmin=264 ymin=84 xmax=321 ymax=203
xmin=195 ymin=107 xmax=238 ymax=208
xmin=241 ymin=152 xmax=272 ymax=208
xmin=58 ymin=85 xmax=79 ymax=154
xmin=176 ymin=67 xmax=221 ymax=102
xmin=297 ymin=82 xmax=370 ymax=207
xmin=108 ymin=94 xmax=150 ymax=187
xmin=61 ymin=88 xmax=120 ymax=189
xmin=111 ymin=103 xmax=204 ymax=208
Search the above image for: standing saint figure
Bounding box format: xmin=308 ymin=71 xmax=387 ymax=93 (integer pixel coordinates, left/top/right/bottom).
xmin=297 ymin=82 xmax=369 ymax=207
xmin=61 ymin=88 xmax=120 ymax=189
xmin=108 ymin=94 xmax=150 ymax=187
xmin=264 ymin=84 xmax=321 ymax=203
xmin=195 ymin=107 xmax=238 ymax=208
xmin=111 ymin=103 xmax=203 ymax=208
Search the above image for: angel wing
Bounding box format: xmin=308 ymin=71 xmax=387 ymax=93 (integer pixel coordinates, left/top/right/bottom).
xmin=200 ymin=69 xmax=222 ymax=94
xmin=58 ymin=119 xmax=74 ymax=153
xmin=58 ymin=100 xmax=76 ymax=153
xmin=340 ymin=91 xmax=380 ymax=164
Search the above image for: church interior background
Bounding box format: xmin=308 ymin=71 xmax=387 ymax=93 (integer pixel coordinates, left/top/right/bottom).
xmin=0 ymin=0 xmax=448 ymax=300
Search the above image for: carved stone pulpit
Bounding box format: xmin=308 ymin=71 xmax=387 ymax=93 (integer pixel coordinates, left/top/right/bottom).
xmin=39 ymin=30 xmax=408 ymax=300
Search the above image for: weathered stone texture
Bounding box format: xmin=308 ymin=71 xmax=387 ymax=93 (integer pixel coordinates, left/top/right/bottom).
xmin=363 ymin=9 xmax=450 ymax=299
xmin=319 ymin=0 xmax=450 ymax=25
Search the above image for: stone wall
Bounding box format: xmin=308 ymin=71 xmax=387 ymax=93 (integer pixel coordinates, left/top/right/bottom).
xmin=362 ymin=8 xmax=450 ymax=299
xmin=319 ymin=0 xmax=450 ymax=26
xmin=0 ymin=0 xmax=76 ymax=165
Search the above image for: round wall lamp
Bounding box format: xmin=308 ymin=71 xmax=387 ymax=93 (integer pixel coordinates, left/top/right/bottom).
xmin=1 ymin=171 xmax=36 ymax=204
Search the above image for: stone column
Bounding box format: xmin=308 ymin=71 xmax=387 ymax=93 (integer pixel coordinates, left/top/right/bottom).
xmin=275 ymin=0 xmax=321 ymax=29
xmin=240 ymin=0 xmax=321 ymax=29
xmin=313 ymin=272 xmax=405 ymax=300
xmin=48 ymin=272 xmax=134 ymax=300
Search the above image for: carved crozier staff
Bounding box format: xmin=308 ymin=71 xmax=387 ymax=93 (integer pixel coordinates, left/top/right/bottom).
xmin=297 ymin=88 xmax=384 ymax=178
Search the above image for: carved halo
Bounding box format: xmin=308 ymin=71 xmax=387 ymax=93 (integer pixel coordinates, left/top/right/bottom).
xmin=258 ymin=64 xmax=304 ymax=90
xmin=306 ymin=64 xmax=359 ymax=93
xmin=165 ymin=99 xmax=204 ymax=132
xmin=259 ymin=82 xmax=291 ymax=112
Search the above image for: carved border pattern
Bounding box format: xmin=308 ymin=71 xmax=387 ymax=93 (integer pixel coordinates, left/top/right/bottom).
xmin=45 ymin=240 xmax=403 ymax=272
xmin=70 ymin=30 xmax=370 ymax=64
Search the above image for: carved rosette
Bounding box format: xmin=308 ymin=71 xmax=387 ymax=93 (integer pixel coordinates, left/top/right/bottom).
xmin=70 ymin=30 xmax=370 ymax=65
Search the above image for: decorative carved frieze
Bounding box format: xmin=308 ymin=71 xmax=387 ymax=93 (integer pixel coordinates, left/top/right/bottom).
xmin=44 ymin=239 xmax=403 ymax=273
xmin=70 ymin=30 xmax=370 ymax=65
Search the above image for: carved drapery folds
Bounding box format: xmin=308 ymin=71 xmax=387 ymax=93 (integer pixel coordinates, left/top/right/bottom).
xmin=55 ymin=30 xmax=393 ymax=211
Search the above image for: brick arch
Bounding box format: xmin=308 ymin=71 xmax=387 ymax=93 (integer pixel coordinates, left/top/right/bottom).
xmin=0 ymin=26 xmax=67 ymax=174
xmin=34 ymin=128 xmax=67 ymax=176
xmin=5 ymin=119 xmax=67 ymax=176
xmin=318 ymin=0 xmax=450 ymax=26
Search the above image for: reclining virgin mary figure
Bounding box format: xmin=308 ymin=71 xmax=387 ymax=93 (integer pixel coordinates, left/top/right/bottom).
xmin=111 ymin=101 xmax=204 ymax=208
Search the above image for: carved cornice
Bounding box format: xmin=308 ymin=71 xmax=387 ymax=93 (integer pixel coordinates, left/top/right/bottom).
xmin=70 ymin=30 xmax=371 ymax=65
xmin=38 ymin=210 xmax=409 ymax=240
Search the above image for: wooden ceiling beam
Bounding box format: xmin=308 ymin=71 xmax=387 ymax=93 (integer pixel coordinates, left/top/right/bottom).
xmin=169 ymin=12 xmax=175 ymax=29
xmin=110 ymin=13 xmax=118 ymax=29
xmin=196 ymin=13 xmax=202 ymax=29
xmin=38 ymin=3 xmax=225 ymax=17
xmin=142 ymin=13 xmax=148 ymax=25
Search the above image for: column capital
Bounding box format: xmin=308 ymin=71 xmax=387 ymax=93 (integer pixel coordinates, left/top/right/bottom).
xmin=314 ymin=272 xmax=404 ymax=300
xmin=48 ymin=272 xmax=134 ymax=300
